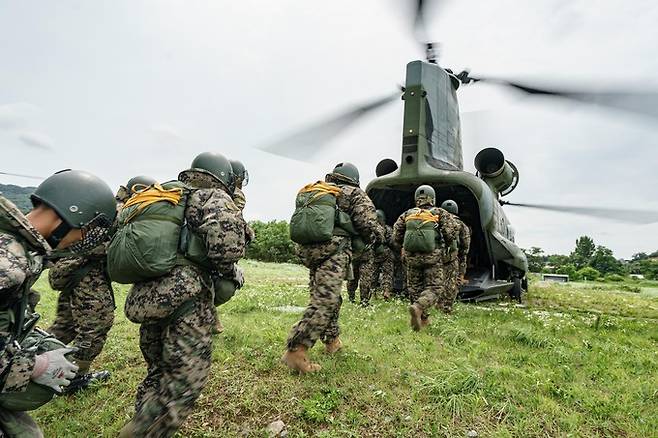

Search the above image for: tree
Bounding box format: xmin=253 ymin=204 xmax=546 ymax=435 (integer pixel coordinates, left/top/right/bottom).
xmin=556 ymin=264 xmax=578 ymax=280
xmin=523 ymin=247 xmax=545 ymax=272
xmin=589 ymin=245 xmax=624 ymax=275
xmin=570 ymin=236 xmax=596 ymax=269
xmin=245 ymin=220 xmax=298 ymax=264
xmin=546 ymin=254 xmax=570 ymax=271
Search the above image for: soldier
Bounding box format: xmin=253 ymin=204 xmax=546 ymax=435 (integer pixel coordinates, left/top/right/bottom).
xmin=0 ymin=170 xmax=116 ymax=437
xmin=115 ymin=175 xmax=157 ymax=206
xmin=45 ymin=175 xmax=157 ymax=394
xmin=229 ymin=160 xmax=249 ymax=211
xmin=372 ymin=209 xmax=395 ymax=300
xmin=392 ymin=185 xmax=460 ymax=331
xmin=282 ymin=162 xmax=381 ymax=373
xmin=119 ymin=152 xmax=246 ymax=437
xmin=437 ymin=200 xmax=471 ymax=313
xmin=346 ymin=246 xmax=375 ymax=306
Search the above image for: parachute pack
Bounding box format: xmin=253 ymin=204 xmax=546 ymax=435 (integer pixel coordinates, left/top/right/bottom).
xmin=403 ymin=208 xmax=441 ymax=253
xmin=106 ymin=181 xmax=209 ymax=284
xmin=289 ymin=182 xmax=353 ymax=245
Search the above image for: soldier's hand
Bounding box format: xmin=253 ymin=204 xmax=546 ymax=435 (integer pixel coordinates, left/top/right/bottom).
xmin=32 ymin=348 xmax=79 ymax=392
xmin=232 ymin=265 xmax=245 ymax=289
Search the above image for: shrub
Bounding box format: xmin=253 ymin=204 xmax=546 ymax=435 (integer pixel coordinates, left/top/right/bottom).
xmin=604 ymin=274 xmax=625 ymax=282
xmin=577 ymin=266 xmax=601 ymax=281
xmin=245 ymin=220 xmax=298 ymax=264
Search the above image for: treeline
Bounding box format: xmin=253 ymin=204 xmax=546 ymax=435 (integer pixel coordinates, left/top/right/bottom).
xmin=245 ymin=220 xmax=298 ymax=264
xmin=524 ymin=235 xmax=658 ymax=280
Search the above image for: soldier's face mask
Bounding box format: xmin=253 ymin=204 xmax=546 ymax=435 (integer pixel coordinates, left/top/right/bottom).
xmin=57 ymin=215 xmax=112 ymax=255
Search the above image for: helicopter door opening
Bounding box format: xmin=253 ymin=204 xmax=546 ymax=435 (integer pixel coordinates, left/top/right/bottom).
xmin=368 ymin=184 xmax=491 ymax=294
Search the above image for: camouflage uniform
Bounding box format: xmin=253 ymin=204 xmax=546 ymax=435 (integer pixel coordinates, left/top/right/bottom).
xmin=47 ymin=247 xmax=114 ymax=368
xmin=372 ymin=224 xmax=394 ymax=298
xmin=124 ymin=171 xmax=246 ymax=438
xmin=437 ymin=215 xmax=471 ymax=313
xmin=0 ymin=197 xmax=50 ymax=438
xmin=346 ymin=248 xmax=375 ymax=306
xmin=287 ymin=183 xmax=381 ymax=350
xmin=392 ymin=207 xmax=460 ymax=318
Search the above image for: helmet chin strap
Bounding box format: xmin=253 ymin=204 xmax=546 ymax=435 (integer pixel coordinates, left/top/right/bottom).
xmin=46 ymin=221 xmax=71 ymax=249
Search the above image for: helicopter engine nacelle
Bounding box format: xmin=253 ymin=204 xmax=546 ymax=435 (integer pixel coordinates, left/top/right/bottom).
xmin=474 ymin=148 xmax=519 ymax=196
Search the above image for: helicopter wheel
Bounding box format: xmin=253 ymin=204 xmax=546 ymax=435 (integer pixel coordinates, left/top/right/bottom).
xmin=510 ymin=277 xmax=523 ymax=303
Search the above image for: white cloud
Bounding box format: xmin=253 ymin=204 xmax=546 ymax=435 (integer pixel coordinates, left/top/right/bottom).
xmin=0 ymin=102 xmax=40 ymax=130
xmin=18 ymin=131 xmax=54 ymax=150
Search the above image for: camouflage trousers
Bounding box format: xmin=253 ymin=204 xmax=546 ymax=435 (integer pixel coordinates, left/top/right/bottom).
xmin=0 ymin=410 xmax=43 ymax=438
xmin=436 ymin=258 xmax=460 ymax=313
xmin=132 ymin=296 xmax=214 ymax=438
xmin=372 ymin=249 xmax=394 ymax=297
xmin=347 ymin=251 xmax=374 ymax=305
xmin=47 ymin=265 xmax=115 ymax=364
xmin=405 ymin=250 xmax=445 ymax=318
xmin=287 ymin=250 xmax=349 ymax=350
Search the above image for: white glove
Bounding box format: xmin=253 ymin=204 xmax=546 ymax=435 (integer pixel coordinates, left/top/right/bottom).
xmin=233 ymin=265 xmax=245 ymax=289
xmin=31 ymin=348 xmax=79 ymax=392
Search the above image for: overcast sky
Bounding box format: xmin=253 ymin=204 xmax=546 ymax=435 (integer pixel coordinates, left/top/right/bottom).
xmin=1 ymin=0 xmax=657 ymax=258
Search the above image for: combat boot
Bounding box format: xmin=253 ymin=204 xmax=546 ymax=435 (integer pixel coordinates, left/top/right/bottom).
xmin=324 ymin=337 xmax=343 ymax=354
xmin=118 ymin=420 xmax=135 ymax=438
xmin=409 ymin=304 xmax=423 ymax=331
xmin=212 ymin=317 xmax=224 ymax=334
xmin=281 ymin=346 xmax=321 ymax=374
xmin=62 ymin=369 xmax=111 ymax=395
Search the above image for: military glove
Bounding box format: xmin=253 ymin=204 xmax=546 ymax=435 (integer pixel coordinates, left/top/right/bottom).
xmin=232 ymin=265 xmax=245 ymax=289
xmin=32 ymin=348 xmax=79 ymax=392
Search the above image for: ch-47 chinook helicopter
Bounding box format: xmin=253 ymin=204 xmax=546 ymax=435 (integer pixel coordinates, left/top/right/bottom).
xmin=259 ymin=1 xmax=658 ymax=302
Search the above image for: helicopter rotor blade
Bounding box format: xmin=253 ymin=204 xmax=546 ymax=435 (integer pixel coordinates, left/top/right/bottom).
xmin=504 ymin=201 xmax=658 ymax=225
xmin=258 ymin=91 xmax=400 ymax=162
xmin=471 ymin=76 xmax=658 ymax=119
xmin=0 ymin=171 xmax=43 ymax=181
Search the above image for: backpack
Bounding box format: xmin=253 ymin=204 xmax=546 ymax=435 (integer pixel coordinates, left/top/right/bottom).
xmin=290 ymin=182 xmax=343 ymax=244
xmin=106 ymin=181 xmax=209 ymax=284
xmin=403 ymin=208 xmax=441 ymax=253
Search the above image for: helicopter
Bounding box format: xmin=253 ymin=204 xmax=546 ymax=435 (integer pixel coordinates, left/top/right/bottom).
xmin=259 ymin=0 xmax=658 ymax=302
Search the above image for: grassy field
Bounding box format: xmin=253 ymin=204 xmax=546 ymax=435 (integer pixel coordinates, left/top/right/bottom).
xmin=32 ymin=261 xmax=658 ymax=437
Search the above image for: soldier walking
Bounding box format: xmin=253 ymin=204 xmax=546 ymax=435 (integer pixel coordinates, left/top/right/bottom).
xmin=392 ymin=185 xmax=460 ymax=331
xmin=437 ymin=200 xmax=471 ymax=313
xmin=371 ymin=209 xmax=395 ymax=300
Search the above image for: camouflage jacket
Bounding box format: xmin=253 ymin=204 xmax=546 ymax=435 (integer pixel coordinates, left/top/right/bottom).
xmin=296 ymin=182 xmax=383 ymax=265
xmin=451 ymin=214 xmax=471 ymax=276
xmin=232 ymin=187 xmax=246 ymax=211
xmin=0 ymin=197 xmax=50 ymax=393
xmin=374 ymin=224 xmax=394 ymax=260
xmin=48 ymin=244 xmax=108 ymax=293
xmin=127 ymin=172 xmax=246 ymax=321
xmin=392 ymin=206 xmax=461 ymax=257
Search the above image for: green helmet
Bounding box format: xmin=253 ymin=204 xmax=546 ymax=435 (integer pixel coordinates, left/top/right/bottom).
xmin=126 ymin=175 xmax=157 ymax=192
xmin=229 ymin=159 xmax=249 ymax=187
xmin=414 ymin=185 xmax=436 ymax=207
xmin=329 ymin=162 xmax=360 ymax=186
xmin=31 ymin=170 xmax=117 ymax=249
xmin=441 ymin=199 xmax=459 ymax=215
xmin=376 ymin=209 xmax=386 ymax=224
xmin=189 ymin=152 xmax=234 ymax=191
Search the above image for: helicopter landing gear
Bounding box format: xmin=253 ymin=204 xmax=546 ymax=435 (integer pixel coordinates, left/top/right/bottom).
xmin=510 ymin=276 xmax=523 ymax=303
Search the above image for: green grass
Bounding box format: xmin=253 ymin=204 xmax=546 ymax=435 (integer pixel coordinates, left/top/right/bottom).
xmin=32 ymin=261 xmax=658 ymax=437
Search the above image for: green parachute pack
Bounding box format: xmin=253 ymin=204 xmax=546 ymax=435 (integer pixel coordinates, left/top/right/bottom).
xmin=106 ymin=181 xmax=210 ymax=284
xmin=290 ymin=181 xmax=356 ymax=245
xmin=403 ymin=208 xmax=441 ymax=253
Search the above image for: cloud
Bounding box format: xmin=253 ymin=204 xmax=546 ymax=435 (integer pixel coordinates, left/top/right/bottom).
xmin=0 ymin=102 xmax=40 ymax=130
xmin=150 ymin=125 xmax=186 ymax=148
xmin=18 ymin=131 xmax=54 ymax=150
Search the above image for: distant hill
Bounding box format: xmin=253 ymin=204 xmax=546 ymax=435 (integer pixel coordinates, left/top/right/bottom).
xmin=0 ymin=184 xmax=35 ymax=213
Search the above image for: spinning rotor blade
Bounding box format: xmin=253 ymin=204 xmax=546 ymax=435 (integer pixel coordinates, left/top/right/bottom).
xmin=412 ymin=0 xmax=432 ymax=47
xmin=258 ymin=92 xmax=400 ymax=162
xmin=472 ymin=76 xmax=658 ymax=119
xmin=0 ymin=171 xmax=43 ymax=180
xmin=504 ymin=201 xmax=658 ymax=224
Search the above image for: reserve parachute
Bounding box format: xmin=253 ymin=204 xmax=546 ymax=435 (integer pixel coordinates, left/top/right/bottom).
xmin=403 ymin=208 xmax=440 ymax=253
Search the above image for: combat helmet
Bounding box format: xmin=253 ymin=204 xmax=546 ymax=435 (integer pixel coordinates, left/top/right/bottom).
xmin=229 ymin=159 xmax=249 ymax=187
xmin=414 ymin=185 xmax=436 ymax=207
xmin=328 ymin=162 xmax=360 ymax=186
xmin=116 ymin=175 xmax=157 ymax=202
xmin=186 ymin=152 xmax=235 ymax=191
xmin=30 ymin=169 xmax=117 ymax=248
xmin=441 ymin=199 xmax=459 ymax=215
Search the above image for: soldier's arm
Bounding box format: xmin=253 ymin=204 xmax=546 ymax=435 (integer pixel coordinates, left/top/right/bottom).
xmin=0 ymin=239 xmax=38 ymax=393
xmin=459 ymin=223 xmax=471 ymax=276
xmin=391 ymin=214 xmax=406 ymax=251
xmin=187 ymin=189 xmax=246 ymax=277
xmin=348 ymin=189 xmax=383 ymax=245
xmin=438 ymin=209 xmax=459 ymax=254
